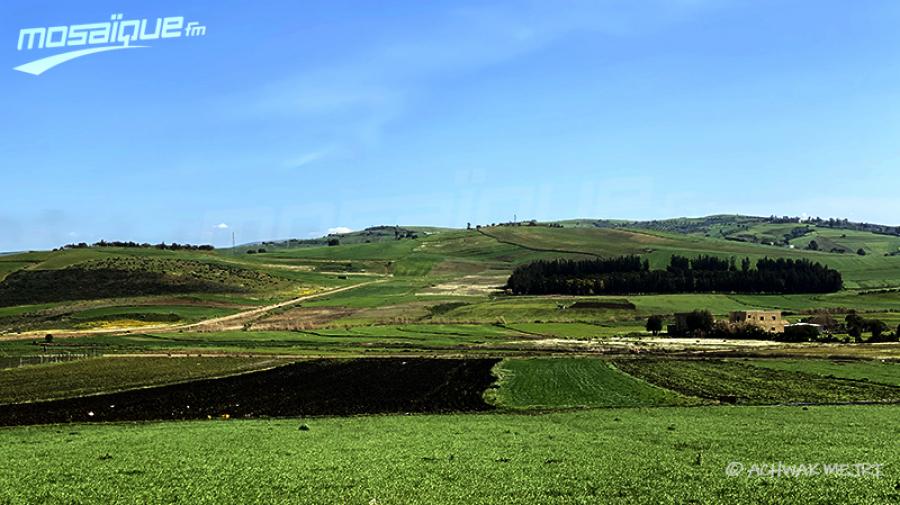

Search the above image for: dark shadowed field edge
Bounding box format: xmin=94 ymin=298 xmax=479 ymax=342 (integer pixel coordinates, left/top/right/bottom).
xmin=0 ymin=358 xmax=500 ymax=426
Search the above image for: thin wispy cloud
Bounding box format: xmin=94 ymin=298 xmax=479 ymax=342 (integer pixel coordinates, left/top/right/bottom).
xmin=284 ymin=147 xmax=334 ymax=169
xmin=237 ymin=1 xmax=725 ymax=155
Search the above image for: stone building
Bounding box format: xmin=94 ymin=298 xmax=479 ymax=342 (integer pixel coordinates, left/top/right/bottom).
xmin=729 ymin=310 xmax=786 ymax=333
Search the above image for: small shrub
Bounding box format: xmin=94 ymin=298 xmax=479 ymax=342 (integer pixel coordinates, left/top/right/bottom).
xmin=646 ymin=315 xmax=663 ymax=336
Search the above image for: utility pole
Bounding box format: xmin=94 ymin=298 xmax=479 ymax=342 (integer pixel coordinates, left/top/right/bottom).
xmin=232 ymin=232 xmax=235 ymax=255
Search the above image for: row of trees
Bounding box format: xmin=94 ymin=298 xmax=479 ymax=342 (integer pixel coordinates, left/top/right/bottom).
xmin=507 ymin=255 xmax=843 ymax=295
xmin=766 ymin=215 xmax=900 ymax=234
xmin=844 ymin=313 xmax=895 ymax=341
xmin=60 ymin=241 xmax=214 ymax=251
xmin=645 ymin=311 xmax=899 ymax=342
xmin=806 ymin=240 xmax=867 ymax=256
xmin=467 ymin=220 xmax=544 ymax=230
xmin=801 ymin=216 xmax=900 ymax=237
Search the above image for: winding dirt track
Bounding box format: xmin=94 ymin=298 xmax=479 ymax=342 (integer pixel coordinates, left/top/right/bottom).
xmin=0 ymin=280 xmax=385 ymax=341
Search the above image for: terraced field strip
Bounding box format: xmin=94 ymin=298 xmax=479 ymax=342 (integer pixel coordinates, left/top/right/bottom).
xmin=739 ymin=358 xmax=900 ymax=387
xmin=0 ymin=356 xmax=288 ymax=404
xmin=614 ymin=358 xmax=900 ymax=405
xmin=489 ymin=357 xmax=700 ymax=408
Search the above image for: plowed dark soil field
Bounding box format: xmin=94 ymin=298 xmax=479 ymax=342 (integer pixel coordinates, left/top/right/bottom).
xmin=0 ymin=358 xmax=499 ymax=426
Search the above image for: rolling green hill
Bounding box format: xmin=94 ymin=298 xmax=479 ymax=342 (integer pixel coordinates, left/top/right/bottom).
xmin=1 ymin=216 xmax=899 ymax=336
xmin=0 ymin=257 xmax=293 ymax=307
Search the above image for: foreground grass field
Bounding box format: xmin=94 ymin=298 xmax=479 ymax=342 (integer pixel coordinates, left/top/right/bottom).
xmin=0 ymin=406 xmax=896 ymax=504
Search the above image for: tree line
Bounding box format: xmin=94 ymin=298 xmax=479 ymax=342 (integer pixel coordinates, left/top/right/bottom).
xmin=645 ymin=310 xmax=898 ymax=343
xmin=506 ymin=255 xmax=843 ymax=295
xmin=59 ymin=241 xmax=214 ymax=251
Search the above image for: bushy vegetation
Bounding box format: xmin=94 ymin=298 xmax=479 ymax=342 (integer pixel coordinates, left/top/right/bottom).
xmin=0 ymin=258 xmax=290 ymax=306
xmin=507 ymin=255 xmax=842 ymax=295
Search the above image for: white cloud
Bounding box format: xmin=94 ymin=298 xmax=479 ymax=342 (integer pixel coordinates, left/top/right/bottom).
xmin=328 ymin=226 xmax=353 ymax=235
xmin=285 ymin=147 xmax=333 ymax=169
xmin=214 ymin=223 xmax=229 ymax=229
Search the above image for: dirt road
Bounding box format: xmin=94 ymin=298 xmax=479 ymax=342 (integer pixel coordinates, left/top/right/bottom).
xmin=0 ymin=279 xmax=385 ymax=341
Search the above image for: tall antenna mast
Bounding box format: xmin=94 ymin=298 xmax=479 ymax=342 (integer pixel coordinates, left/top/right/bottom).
xmin=232 ymin=232 xmax=235 ymax=255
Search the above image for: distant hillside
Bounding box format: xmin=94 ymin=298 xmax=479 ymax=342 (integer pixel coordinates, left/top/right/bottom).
xmin=232 ymin=226 xmax=450 ymax=254
xmin=560 ymin=214 xmax=900 ymax=237
xmin=550 ymin=215 xmax=900 ymax=250
xmin=1 ymin=215 xmax=899 ymax=304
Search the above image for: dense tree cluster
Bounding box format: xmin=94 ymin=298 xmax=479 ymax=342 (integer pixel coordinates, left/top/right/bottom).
xmin=61 ymin=241 xmax=214 ymax=251
xmin=844 ymin=312 xmax=893 ymax=342
xmin=506 ymin=255 xmax=843 ymax=295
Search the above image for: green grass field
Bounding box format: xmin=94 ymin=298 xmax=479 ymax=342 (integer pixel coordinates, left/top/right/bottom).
xmin=0 ymin=406 xmax=896 ymax=504
xmin=0 ymin=325 xmax=535 ymax=358
xmin=488 ymin=358 xmax=697 ymax=408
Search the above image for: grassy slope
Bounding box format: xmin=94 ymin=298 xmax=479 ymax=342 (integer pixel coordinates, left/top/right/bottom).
xmin=0 ymin=261 xmax=38 ymax=282
xmin=488 ymin=358 xmax=698 ymax=408
xmin=0 ymin=247 xmax=359 ymax=332
xmin=731 ymin=223 xmax=900 ymax=256
xmin=0 ymin=406 xmax=897 ymax=504
xmin=481 ymin=225 xmax=900 ymax=289
xmin=0 ymin=357 xmax=288 ymax=404
xmin=2 ymin=222 xmax=899 ymax=337
xmin=5 ymin=222 xmax=899 ymax=287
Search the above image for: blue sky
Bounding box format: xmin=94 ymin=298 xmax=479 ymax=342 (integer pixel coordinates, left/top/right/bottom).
xmin=2 ymin=0 xmax=899 ymax=250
